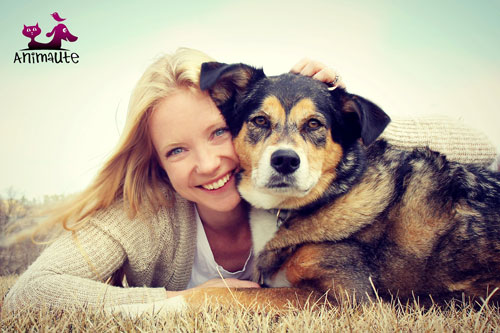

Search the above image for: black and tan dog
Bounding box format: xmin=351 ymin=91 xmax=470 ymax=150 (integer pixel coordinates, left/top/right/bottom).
xmin=198 ymin=62 xmax=500 ymax=306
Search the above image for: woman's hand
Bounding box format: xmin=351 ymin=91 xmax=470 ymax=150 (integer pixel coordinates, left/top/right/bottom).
xmin=165 ymin=278 xmax=260 ymax=298
xmin=196 ymin=278 xmax=261 ymax=289
xmin=290 ymin=58 xmax=345 ymax=89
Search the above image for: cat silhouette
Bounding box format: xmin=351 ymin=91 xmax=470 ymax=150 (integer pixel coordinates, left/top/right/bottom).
xmin=22 ymin=24 xmax=42 ymax=49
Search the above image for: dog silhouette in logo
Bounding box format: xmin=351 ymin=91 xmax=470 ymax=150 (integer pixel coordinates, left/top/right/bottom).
xmin=22 ymin=12 xmax=78 ymax=50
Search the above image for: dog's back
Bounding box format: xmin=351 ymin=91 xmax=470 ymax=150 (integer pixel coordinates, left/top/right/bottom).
xmin=357 ymin=140 xmax=500 ymax=301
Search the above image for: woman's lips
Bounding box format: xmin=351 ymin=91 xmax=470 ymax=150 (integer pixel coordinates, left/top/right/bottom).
xmin=200 ymin=171 xmax=232 ymax=190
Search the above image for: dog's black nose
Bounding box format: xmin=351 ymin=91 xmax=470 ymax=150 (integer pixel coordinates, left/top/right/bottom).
xmin=271 ymin=149 xmax=300 ymax=174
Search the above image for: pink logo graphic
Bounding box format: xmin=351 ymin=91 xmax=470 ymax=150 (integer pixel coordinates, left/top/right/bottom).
xmin=22 ymin=12 xmax=78 ymax=50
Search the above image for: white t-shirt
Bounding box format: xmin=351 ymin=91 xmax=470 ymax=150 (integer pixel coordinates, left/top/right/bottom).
xmin=186 ymin=209 xmax=254 ymax=289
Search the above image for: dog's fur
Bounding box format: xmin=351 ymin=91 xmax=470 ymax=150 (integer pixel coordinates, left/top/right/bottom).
xmin=199 ymin=62 xmax=500 ymax=306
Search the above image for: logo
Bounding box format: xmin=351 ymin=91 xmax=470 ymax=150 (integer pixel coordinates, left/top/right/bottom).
xmin=14 ymin=12 xmax=80 ymax=64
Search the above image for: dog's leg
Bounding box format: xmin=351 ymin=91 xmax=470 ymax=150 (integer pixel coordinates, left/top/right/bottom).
xmin=265 ymin=242 xmax=375 ymax=303
xmin=184 ymin=287 xmax=327 ymax=311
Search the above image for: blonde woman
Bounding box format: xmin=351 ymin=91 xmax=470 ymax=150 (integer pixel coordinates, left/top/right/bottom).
xmin=2 ymin=48 xmax=496 ymax=313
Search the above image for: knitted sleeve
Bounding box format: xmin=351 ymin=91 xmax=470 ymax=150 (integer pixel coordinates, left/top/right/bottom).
xmin=2 ymin=216 xmax=168 ymax=312
xmin=380 ymin=116 xmax=497 ymax=166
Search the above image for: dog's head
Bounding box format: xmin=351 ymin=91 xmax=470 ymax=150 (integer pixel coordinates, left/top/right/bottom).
xmin=200 ymin=62 xmax=390 ymax=210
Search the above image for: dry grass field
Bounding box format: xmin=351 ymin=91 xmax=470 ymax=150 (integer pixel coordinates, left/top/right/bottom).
xmin=2 ymin=195 xmax=500 ymax=332
xmin=1 ymin=275 xmax=500 ymax=332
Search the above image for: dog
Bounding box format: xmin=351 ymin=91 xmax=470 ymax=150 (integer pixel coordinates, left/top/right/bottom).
xmin=199 ymin=62 xmax=500 ymax=306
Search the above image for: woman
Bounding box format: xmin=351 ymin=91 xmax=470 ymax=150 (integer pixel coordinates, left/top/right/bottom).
xmin=2 ymin=48 xmax=496 ymax=312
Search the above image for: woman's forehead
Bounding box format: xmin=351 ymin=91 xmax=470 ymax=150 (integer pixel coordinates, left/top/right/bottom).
xmin=149 ymin=89 xmax=226 ymax=143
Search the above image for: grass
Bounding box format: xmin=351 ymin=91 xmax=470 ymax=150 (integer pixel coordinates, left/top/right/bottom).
xmin=1 ymin=275 xmax=500 ymax=332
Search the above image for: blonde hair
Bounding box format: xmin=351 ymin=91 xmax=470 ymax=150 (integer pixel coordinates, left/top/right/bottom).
xmin=24 ymin=47 xmax=215 ymax=239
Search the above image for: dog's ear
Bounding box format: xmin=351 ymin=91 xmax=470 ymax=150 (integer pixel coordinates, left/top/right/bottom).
xmin=335 ymin=91 xmax=391 ymax=146
xmin=200 ymin=61 xmax=265 ymax=110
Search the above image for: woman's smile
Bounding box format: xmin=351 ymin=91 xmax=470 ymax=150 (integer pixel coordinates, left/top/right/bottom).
xmin=199 ymin=171 xmax=234 ymax=191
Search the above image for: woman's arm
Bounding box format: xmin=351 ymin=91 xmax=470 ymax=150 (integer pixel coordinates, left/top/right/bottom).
xmin=381 ymin=116 xmax=497 ymax=166
xmin=2 ymin=221 xmax=167 ymax=313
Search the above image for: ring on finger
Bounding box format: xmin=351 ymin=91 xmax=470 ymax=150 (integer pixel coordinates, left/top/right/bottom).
xmin=327 ymin=74 xmax=341 ymax=90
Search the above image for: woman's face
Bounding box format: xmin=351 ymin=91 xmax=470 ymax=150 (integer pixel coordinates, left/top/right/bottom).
xmin=149 ymin=88 xmax=242 ymax=213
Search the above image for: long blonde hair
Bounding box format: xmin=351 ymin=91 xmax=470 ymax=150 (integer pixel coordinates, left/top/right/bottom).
xmin=24 ymin=47 xmax=215 ymax=238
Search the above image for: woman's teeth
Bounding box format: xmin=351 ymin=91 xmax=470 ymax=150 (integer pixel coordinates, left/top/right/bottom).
xmin=202 ymin=173 xmax=231 ymax=190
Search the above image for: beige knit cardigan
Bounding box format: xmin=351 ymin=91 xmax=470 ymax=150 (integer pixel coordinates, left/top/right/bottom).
xmin=2 ymin=116 xmax=497 ymax=313
xmin=3 ymin=193 xmax=197 ymax=312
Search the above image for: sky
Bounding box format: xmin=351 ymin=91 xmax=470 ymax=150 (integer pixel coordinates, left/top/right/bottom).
xmin=0 ymin=0 xmax=499 ymax=200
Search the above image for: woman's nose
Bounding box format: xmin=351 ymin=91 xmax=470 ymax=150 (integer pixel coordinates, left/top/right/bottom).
xmin=195 ymin=149 xmax=220 ymax=175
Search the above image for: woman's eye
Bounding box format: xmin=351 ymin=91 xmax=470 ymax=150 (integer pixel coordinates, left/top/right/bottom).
xmin=167 ymin=147 xmax=184 ymax=157
xmin=252 ymin=116 xmax=269 ymax=128
xmin=214 ymin=127 xmax=228 ymax=137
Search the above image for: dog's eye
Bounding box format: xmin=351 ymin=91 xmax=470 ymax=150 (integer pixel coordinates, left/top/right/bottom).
xmin=307 ymin=119 xmax=322 ymax=129
xmin=252 ymin=116 xmax=269 ymax=128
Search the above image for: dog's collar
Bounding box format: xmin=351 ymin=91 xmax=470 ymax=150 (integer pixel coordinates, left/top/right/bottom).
xmin=271 ymin=208 xmax=294 ymax=228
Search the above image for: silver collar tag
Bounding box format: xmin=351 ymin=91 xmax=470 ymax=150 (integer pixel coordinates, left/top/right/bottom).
xmin=273 ymin=208 xmax=293 ymax=228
